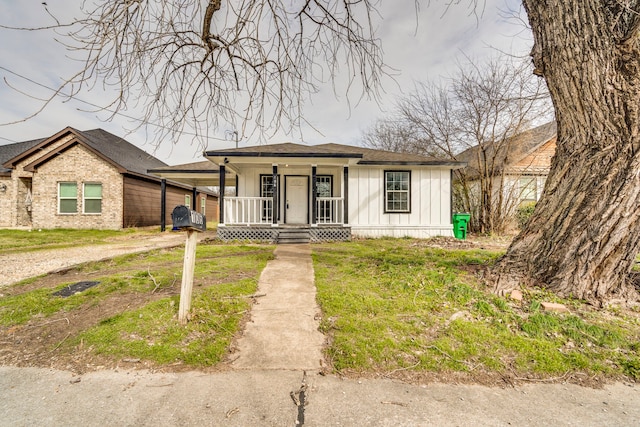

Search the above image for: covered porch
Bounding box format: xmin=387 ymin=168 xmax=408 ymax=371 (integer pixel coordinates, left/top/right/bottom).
xmin=150 ymin=144 xmax=363 ymax=242
xmin=207 ymin=145 xmax=360 ymax=242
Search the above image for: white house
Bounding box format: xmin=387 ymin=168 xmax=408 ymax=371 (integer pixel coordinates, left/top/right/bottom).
xmin=150 ymin=142 xmax=465 ymax=242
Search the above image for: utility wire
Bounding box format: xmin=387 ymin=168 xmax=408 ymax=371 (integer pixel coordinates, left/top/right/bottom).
xmin=0 ymin=65 xmax=232 ymax=144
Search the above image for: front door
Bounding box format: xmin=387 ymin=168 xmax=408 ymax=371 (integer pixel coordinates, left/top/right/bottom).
xmin=285 ymin=176 xmax=308 ymax=224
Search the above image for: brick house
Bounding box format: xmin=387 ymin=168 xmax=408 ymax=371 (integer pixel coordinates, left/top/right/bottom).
xmin=0 ymin=127 xmax=217 ymax=229
xmin=456 ymin=121 xmax=557 ymax=206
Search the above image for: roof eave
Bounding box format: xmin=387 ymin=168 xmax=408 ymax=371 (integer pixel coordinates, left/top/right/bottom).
xmin=204 ymin=151 xmax=363 ymax=159
xmin=357 ymin=161 xmax=467 ymax=169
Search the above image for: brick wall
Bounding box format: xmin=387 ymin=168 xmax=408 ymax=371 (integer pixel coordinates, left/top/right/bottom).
xmin=513 ymin=138 xmax=557 ymax=170
xmin=30 ymin=145 xmax=124 ymax=229
xmin=0 ymin=177 xmax=12 ymax=227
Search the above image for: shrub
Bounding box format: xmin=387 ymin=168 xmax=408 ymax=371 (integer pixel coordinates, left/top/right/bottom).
xmin=516 ymin=202 xmax=536 ymax=229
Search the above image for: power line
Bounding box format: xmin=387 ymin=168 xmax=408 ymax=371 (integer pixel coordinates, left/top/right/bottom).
xmin=0 ymin=65 xmax=232 ymax=143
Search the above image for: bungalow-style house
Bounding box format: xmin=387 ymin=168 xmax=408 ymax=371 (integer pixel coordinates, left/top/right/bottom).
xmin=150 ymin=142 xmax=465 ymax=242
xmin=0 ymin=127 xmax=217 ymax=229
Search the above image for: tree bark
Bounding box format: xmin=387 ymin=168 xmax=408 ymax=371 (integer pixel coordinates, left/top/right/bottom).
xmin=492 ymin=1 xmax=640 ymax=304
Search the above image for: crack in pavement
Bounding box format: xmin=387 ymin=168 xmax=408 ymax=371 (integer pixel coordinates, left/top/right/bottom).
xmin=290 ymin=371 xmax=309 ymax=426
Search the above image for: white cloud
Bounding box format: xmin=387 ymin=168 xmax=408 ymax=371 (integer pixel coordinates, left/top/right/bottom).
xmin=0 ymin=0 xmax=533 ymax=165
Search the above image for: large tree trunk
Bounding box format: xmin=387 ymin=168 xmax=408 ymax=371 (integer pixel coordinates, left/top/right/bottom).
xmin=492 ymin=1 xmax=640 ymax=304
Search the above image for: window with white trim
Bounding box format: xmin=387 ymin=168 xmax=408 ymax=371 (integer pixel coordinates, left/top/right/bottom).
xmin=83 ymin=183 xmax=102 ymax=214
xmin=185 ymin=194 xmax=191 ymax=208
xmin=58 ymin=182 xmax=78 ymax=214
xmin=201 ymin=196 xmax=206 ymax=216
xmin=384 ymin=171 xmax=411 ymax=213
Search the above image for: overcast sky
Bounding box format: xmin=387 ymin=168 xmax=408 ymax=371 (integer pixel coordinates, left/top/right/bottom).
xmin=0 ymin=0 xmax=532 ymax=165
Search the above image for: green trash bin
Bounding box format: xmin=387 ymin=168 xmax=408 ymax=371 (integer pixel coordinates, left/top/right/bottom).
xmin=452 ymin=213 xmax=471 ymax=240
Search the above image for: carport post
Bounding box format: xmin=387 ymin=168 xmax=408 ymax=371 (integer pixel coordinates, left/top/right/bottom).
xmin=160 ymin=179 xmax=166 ymax=232
xmin=178 ymin=230 xmax=198 ymax=324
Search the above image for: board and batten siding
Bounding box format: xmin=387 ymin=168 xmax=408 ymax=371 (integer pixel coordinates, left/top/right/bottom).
xmin=348 ymin=166 xmax=454 ymax=238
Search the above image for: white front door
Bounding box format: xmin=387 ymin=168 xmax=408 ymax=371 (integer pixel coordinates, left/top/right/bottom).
xmin=285 ymin=176 xmax=308 ymax=224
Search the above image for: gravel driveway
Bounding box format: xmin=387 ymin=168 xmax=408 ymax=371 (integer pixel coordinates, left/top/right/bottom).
xmin=0 ymin=232 xmax=189 ymax=287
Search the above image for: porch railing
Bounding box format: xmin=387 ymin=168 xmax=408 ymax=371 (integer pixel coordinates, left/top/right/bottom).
xmin=316 ymin=197 xmax=344 ymax=225
xmin=224 ymin=196 xmax=345 ymax=225
xmin=224 ymin=197 xmax=273 ymax=225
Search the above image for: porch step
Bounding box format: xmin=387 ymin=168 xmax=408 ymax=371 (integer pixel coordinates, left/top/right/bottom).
xmin=277 ymin=228 xmax=311 ymax=244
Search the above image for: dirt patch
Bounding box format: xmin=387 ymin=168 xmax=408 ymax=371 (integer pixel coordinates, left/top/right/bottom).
xmin=409 ymin=235 xmax=512 ymax=251
xmin=333 ymin=366 xmax=614 ymax=389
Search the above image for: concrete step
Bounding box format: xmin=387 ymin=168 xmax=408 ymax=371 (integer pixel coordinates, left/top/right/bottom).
xmin=277 ymin=229 xmax=310 ymax=244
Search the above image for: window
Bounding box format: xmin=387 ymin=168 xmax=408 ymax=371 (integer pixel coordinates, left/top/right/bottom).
xmin=201 ymin=196 xmax=206 ymax=216
xmin=316 ymin=176 xmax=332 ymax=197
xmin=185 ymin=194 xmax=191 ymax=208
xmin=260 ymin=175 xmax=277 ymax=221
xmin=58 ymin=182 xmax=77 ymax=214
xmin=385 ymin=171 xmax=411 ymax=213
xmin=83 ymin=183 xmax=102 ymax=214
xmin=519 ymin=177 xmax=537 ymax=203
xmin=316 ymin=175 xmax=333 ymax=222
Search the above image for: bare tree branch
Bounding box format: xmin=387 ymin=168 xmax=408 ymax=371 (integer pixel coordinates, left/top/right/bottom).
xmin=3 ymin=0 xmax=389 ymax=148
xmin=364 ymin=55 xmax=552 ymax=233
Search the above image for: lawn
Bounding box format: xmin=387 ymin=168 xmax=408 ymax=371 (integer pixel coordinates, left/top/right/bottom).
xmin=313 ymin=239 xmax=640 ymax=383
xmin=0 ymin=240 xmax=274 ymax=371
xmin=1 ymin=233 xmax=638 ymax=384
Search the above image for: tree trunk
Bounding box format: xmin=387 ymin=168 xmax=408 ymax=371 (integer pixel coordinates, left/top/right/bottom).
xmin=492 ymin=1 xmax=640 ymax=304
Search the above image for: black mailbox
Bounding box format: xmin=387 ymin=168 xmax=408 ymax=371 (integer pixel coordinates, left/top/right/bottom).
xmin=171 ymin=205 xmax=206 ymax=232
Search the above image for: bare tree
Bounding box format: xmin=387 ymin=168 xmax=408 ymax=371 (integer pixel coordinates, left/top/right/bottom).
xmin=492 ymin=1 xmax=640 ymax=305
xmin=1 ymin=0 xmax=387 ymax=146
xmin=364 ymin=56 xmax=551 ymax=234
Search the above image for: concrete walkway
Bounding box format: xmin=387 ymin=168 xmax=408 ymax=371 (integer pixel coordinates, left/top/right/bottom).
xmin=231 ymin=244 xmax=325 ymax=370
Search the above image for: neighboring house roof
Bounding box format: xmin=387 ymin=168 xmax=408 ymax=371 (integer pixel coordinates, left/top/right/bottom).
xmin=148 ymin=161 xmax=225 ymax=187
xmin=0 ymin=137 xmax=45 ymax=175
xmin=1 ymin=127 xmax=168 ymax=177
xmin=205 ymin=142 xmax=465 ymax=167
xmin=456 ymin=121 xmax=557 ymax=176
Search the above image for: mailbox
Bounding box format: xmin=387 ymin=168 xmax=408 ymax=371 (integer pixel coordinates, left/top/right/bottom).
xmin=171 ymin=205 xmax=206 ymax=232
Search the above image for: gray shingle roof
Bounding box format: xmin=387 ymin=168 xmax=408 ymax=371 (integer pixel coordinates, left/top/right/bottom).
xmin=205 ymin=142 xmax=464 ymax=166
xmin=76 ymin=129 xmax=168 ymax=175
xmin=0 ymin=137 xmax=45 ymax=173
xmin=1 ymin=127 xmax=167 ymax=177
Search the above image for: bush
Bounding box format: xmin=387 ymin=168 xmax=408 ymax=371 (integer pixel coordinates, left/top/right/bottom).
xmin=516 ymin=202 xmax=536 ymax=229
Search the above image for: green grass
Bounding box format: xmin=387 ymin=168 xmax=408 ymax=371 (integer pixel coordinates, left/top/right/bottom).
xmin=4 ymin=234 xmax=640 ymax=380
xmin=313 ymin=239 xmax=640 ymax=380
xmin=75 ymin=279 xmax=258 ymax=366
xmin=1 ymin=241 xmax=274 ymax=367
xmin=0 ymin=228 xmax=148 ymax=254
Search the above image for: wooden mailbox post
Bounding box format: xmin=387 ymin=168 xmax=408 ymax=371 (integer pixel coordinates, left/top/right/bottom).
xmin=171 ymin=205 xmax=206 ymax=325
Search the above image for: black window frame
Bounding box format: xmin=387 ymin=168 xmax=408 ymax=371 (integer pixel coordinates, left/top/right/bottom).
xmin=384 ymin=170 xmax=411 ymax=214
xmin=260 ymin=174 xmax=280 ymax=221
xmin=315 ymin=175 xmax=333 ymax=222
